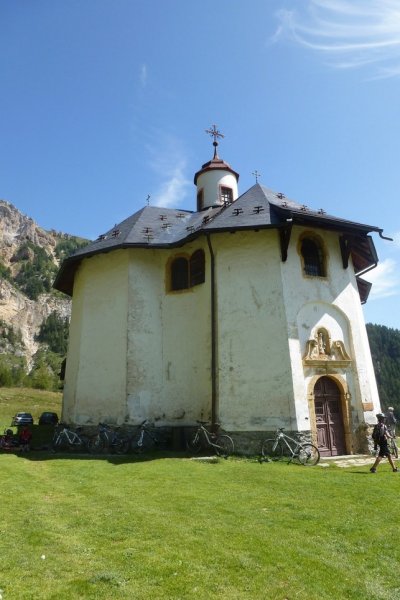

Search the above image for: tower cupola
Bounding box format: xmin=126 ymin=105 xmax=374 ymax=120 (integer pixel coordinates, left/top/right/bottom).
xmin=194 ymin=125 xmax=239 ymax=211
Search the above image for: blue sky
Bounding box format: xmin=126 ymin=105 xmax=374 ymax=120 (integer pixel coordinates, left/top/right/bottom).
xmin=1 ymin=0 xmax=399 ymax=328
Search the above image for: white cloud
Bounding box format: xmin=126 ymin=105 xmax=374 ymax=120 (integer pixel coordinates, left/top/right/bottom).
xmin=366 ymin=258 xmax=400 ymax=299
xmin=146 ymin=133 xmax=191 ymax=208
xmin=392 ymin=231 xmax=400 ymax=247
xmin=152 ymin=166 xmax=189 ymax=208
xmin=274 ymin=0 xmax=400 ymax=78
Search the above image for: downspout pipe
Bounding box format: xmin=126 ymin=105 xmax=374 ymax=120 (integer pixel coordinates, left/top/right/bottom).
xmin=206 ymin=234 xmax=217 ymax=430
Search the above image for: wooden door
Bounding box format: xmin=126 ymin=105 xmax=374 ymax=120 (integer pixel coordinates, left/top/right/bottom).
xmin=314 ymin=377 xmax=346 ymax=456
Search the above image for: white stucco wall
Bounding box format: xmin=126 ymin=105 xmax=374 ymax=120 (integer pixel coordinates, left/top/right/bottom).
xmin=126 ymin=244 xmax=211 ymax=426
xmin=212 ymin=231 xmax=295 ymax=431
xmin=63 ymin=250 xmax=129 ymax=424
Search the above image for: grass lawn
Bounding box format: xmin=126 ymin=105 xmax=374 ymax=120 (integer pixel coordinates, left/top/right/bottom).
xmin=0 ymin=451 xmax=399 ymax=600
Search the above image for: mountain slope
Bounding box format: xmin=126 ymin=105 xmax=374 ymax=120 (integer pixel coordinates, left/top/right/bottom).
xmin=0 ymin=199 xmax=87 ymax=376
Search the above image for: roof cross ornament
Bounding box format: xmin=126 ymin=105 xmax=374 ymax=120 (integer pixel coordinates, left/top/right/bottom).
xmin=205 ymin=124 xmax=224 ymax=158
xmin=252 ymin=170 xmax=261 ymax=183
xmin=146 ymin=194 xmax=151 ymax=206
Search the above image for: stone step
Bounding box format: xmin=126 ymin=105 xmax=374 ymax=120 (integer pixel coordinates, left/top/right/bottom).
xmin=319 ymin=454 xmax=375 ymax=468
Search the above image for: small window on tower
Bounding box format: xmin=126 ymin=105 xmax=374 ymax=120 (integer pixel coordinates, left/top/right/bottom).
xmin=190 ymin=249 xmax=205 ymax=286
xmin=197 ymin=189 xmax=204 ymax=211
xmin=220 ymin=186 xmax=233 ymax=204
xmin=171 ymin=257 xmax=189 ymax=290
xmin=300 ymin=237 xmax=326 ymax=277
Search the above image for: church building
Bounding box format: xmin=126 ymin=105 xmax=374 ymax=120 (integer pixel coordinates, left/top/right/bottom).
xmin=54 ymin=127 xmax=388 ymax=455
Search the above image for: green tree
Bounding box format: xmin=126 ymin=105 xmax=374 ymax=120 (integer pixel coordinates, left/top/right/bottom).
xmin=0 ymin=362 xmax=12 ymax=387
xmin=0 ymin=260 xmax=11 ymax=281
xmin=14 ymin=241 xmax=58 ymax=300
xmin=36 ymin=312 xmax=69 ymax=355
xmin=55 ymin=237 xmax=88 ymax=261
xmin=366 ymin=323 xmax=400 ymax=414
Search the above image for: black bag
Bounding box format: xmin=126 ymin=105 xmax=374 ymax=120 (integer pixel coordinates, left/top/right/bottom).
xmin=372 ymin=423 xmax=385 ymax=444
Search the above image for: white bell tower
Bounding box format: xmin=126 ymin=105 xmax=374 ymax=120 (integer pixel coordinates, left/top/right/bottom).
xmin=194 ymin=125 xmax=239 ymax=211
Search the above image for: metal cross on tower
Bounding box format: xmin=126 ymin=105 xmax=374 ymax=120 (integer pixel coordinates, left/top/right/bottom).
xmin=252 ymin=170 xmax=261 ymax=183
xmin=205 ymin=124 xmax=224 ymax=158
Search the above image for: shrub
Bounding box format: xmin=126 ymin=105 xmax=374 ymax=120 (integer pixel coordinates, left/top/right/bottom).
xmin=35 ymin=312 xmax=69 ymax=355
xmin=13 ymin=241 xmax=57 ymax=300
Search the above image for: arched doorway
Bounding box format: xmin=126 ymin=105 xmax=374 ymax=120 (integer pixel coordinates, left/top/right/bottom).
xmin=314 ymin=376 xmax=346 ymax=456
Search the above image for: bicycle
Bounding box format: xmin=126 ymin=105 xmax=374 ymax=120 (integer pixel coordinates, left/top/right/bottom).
xmin=129 ymin=420 xmax=165 ymax=453
xmin=186 ymin=421 xmax=234 ymax=458
xmin=387 ymin=431 xmax=399 ymax=459
xmin=88 ymin=423 xmax=130 ymax=454
xmin=52 ymin=424 xmax=89 ymax=452
xmin=261 ymin=428 xmax=320 ymax=466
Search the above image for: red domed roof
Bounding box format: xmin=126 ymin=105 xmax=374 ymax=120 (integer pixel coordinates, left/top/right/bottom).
xmin=194 ymin=155 xmax=239 ymax=185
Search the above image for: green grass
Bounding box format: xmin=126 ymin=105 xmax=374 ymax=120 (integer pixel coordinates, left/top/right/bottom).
xmin=0 ymin=387 xmax=62 ymax=428
xmin=0 ymin=453 xmax=399 ymax=600
xmin=0 ymin=387 xmax=62 ymax=446
xmin=1 ymin=389 xmax=399 ymax=599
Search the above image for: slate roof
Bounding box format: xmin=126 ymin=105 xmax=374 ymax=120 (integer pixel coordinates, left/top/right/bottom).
xmin=54 ymin=183 xmax=386 ymax=296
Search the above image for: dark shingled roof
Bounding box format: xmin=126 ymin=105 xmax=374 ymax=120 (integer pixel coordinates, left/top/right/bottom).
xmin=54 ymin=183 xmax=386 ymax=296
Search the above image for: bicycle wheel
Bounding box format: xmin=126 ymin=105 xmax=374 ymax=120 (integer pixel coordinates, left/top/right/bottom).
xmin=187 ymin=432 xmax=202 ymax=454
xmin=214 ymin=435 xmax=234 ymax=457
xmin=113 ymin=437 xmax=130 ymax=454
xmin=88 ymin=435 xmax=105 ymax=454
xmin=298 ymin=443 xmax=320 ymax=466
xmin=261 ymin=439 xmax=283 ymax=461
xmin=70 ymin=435 xmax=88 ymax=453
xmin=51 ymin=435 xmax=63 ymax=451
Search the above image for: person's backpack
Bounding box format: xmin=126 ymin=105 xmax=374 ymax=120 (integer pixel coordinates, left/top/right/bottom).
xmin=372 ymin=423 xmax=385 ymax=444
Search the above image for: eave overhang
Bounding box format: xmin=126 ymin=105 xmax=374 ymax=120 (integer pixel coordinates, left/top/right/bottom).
xmin=53 ymin=184 xmax=389 ymax=298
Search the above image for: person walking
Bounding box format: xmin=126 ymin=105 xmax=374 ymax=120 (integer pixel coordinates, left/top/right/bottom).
xmin=385 ymin=406 xmax=397 ymax=436
xmin=370 ymin=413 xmax=398 ymax=473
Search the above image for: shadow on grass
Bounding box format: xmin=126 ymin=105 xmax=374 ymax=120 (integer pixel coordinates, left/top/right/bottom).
xmin=342 ymin=470 xmax=372 ymax=475
xmin=1 ymin=423 xmax=193 ymax=464
xmin=9 ymin=449 xmax=191 ymax=465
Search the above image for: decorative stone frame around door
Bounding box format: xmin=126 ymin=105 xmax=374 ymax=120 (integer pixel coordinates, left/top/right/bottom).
xmin=307 ymin=374 xmax=353 ymax=455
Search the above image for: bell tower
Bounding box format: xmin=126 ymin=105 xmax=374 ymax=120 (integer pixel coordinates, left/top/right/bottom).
xmin=194 ymin=125 xmax=239 ymax=211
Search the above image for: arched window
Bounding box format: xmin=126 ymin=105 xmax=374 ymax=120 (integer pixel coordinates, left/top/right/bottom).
xmin=171 ymin=257 xmax=189 ymax=290
xmin=197 ymin=189 xmax=204 ymax=211
xmin=190 ymin=249 xmax=205 ymax=286
xmin=169 ymin=250 xmax=206 ymax=292
xmin=220 ymin=186 xmax=233 ymax=204
xmin=301 ymin=237 xmax=326 ymax=277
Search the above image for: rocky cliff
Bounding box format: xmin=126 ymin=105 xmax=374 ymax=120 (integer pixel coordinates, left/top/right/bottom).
xmin=0 ymin=199 xmax=85 ymax=369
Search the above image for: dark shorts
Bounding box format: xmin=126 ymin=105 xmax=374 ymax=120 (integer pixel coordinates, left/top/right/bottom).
xmin=378 ymin=440 xmax=390 ymax=457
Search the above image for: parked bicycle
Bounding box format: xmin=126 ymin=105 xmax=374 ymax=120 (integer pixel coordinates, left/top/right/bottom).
xmin=187 ymin=421 xmax=234 ymax=458
xmin=387 ymin=428 xmax=398 ymax=459
xmin=52 ymin=424 xmax=89 ymax=452
xmin=88 ymin=423 xmax=130 ymax=454
xmin=261 ymin=428 xmax=320 ymax=466
xmin=130 ymin=420 xmax=165 ymax=453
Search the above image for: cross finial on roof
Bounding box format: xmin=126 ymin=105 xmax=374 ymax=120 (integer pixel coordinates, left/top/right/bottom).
xmin=205 ymin=124 xmax=224 ymax=158
xmin=146 ymin=194 xmax=151 ymax=206
xmin=252 ymin=170 xmax=261 ymax=183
